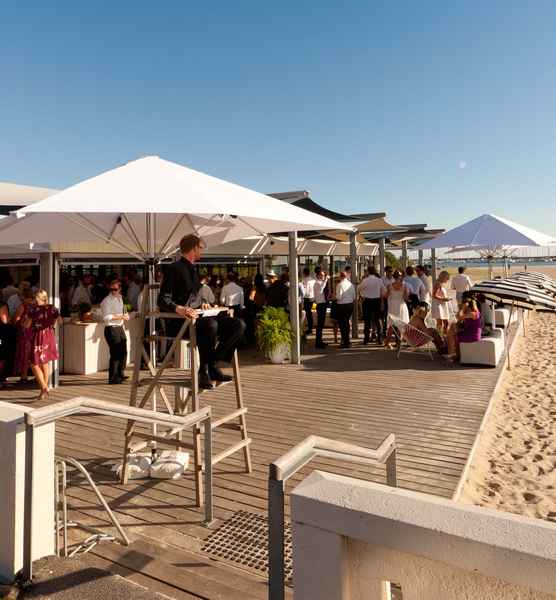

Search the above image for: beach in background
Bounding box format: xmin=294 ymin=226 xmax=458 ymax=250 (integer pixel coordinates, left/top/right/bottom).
xmin=440 ymin=264 xmax=556 ymax=283
xmin=459 ymin=311 xmax=556 ymax=523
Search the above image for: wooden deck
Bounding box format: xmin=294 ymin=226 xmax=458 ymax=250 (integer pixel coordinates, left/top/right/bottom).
xmin=0 ymin=332 xmax=514 ymax=599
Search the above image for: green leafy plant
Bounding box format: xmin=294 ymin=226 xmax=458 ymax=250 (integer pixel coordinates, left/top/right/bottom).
xmin=255 ymin=306 xmax=293 ymax=356
xmin=123 ymin=301 xmax=134 ymax=313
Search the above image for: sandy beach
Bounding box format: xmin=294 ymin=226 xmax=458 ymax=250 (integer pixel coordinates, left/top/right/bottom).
xmin=459 ymin=310 xmax=556 ymax=522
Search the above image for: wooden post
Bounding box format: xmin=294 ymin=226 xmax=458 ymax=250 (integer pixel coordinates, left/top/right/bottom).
xmin=401 ymin=240 xmax=408 ymax=270
xmin=431 ymin=248 xmax=437 ymax=285
xmin=379 ymin=238 xmax=386 ymax=276
xmin=418 ymin=249 xmax=424 ymax=265
xmin=350 ymin=231 xmax=358 ymax=339
xmin=288 ymin=232 xmax=301 ymax=365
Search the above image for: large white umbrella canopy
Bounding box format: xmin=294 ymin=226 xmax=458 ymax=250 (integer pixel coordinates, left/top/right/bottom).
xmin=419 ymin=214 xmax=556 ymax=250
xmin=0 ymin=156 xmax=351 ymax=259
xmin=205 ymin=235 xmax=378 ymax=257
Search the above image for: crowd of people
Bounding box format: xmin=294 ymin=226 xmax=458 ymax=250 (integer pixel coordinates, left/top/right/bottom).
xmin=297 ymin=263 xmax=482 ymax=362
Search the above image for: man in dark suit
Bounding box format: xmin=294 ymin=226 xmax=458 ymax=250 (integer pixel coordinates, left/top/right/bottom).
xmin=158 ymin=234 xmax=245 ymax=389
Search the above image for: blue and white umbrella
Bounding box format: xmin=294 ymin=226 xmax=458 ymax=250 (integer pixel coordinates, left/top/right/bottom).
xmin=470 ymin=278 xmax=556 ymax=312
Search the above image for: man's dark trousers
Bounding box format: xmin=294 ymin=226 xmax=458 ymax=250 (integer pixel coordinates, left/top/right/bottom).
xmin=315 ymin=302 xmax=328 ymax=345
xmin=335 ymin=303 xmax=353 ymax=346
xmin=362 ymin=297 xmax=383 ymax=343
xmin=303 ymin=298 xmax=314 ymax=333
xmin=167 ymin=315 xmax=245 ymax=371
xmin=104 ymin=325 xmax=127 ymax=383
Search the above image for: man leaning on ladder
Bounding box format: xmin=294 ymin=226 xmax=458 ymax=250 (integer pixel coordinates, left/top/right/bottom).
xmin=157 ymin=234 xmax=245 ymax=389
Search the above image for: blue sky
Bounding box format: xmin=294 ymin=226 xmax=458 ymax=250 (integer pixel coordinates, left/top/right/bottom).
xmin=1 ymin=1 xmax=556 ymax=232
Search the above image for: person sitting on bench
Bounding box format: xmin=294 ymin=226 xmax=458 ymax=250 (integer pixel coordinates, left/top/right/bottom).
xmin=158 ymin=234 xmax=245 ymax=389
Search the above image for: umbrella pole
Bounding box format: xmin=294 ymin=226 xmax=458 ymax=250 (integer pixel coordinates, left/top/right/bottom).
xmin=147 ymin=214 xmax=158 ymax=444
xmin=506 ymin=301 xmax=515 ymax=370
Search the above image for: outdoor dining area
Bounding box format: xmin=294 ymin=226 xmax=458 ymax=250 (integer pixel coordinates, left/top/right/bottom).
xmin=0 ymin=158 xmax=555 ymax=599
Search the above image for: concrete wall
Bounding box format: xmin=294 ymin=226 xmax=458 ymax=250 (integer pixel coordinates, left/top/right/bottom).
xmin=0 ymin=402 xmax=55 ymax=583
xmin=291 ymin=471 xmax=556 ymax=600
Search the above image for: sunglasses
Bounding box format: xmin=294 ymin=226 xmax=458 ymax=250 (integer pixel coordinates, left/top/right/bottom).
xmin=110 ymin=287 xmax=120 ymax=292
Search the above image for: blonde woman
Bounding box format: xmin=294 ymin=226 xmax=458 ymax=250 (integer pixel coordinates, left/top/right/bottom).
xmin=431 ymin=270 xmax=452 ymax=334
xmin=25 ymin=290 xmax=61 ymax=400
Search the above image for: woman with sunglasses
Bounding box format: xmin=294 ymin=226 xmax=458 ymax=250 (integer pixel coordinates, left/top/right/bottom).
xmin=100 ymin=279 xmax=129 ymax=384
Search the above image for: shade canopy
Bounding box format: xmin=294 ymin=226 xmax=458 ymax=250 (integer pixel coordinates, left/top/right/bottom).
xmin=419 ymin=214 xmax=556 ymax=250
xmin=0 ymin=156 xmax=351 ymax=260
xmin=205 ymin=235 xmax=378 ymax=257
xmin=510 ymin=271 xmax=556 ymax=294
xmin=470 ymin=279 xmax=556 ymax=311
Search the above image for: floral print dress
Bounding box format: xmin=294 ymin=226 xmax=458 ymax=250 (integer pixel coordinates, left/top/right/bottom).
xmin=28 ymin=304 xmax=60 ymax=365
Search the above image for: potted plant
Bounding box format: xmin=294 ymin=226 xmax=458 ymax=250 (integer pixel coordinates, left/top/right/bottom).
xmin=77 ymin=302 xmax=93 ymax=322
xmin=256 ymin=306 xmax=292 ymax=364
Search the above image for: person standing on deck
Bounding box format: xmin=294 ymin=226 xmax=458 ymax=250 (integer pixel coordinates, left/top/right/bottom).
xmin=301 ymin=267 xmax=316 ymax=335
xmin=335 ymin=271 xmax=355 ymax=348
xmin=158 ymin=235 xmax=245 ymax=390
xmin=451 ymin=266 xmax=473 ymax=304
xmin=100 ymin=279 xmax=129 ymax=385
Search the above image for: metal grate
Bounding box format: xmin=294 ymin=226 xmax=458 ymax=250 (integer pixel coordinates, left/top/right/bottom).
xmin=202 ymin=510 xmax=293 ymax=583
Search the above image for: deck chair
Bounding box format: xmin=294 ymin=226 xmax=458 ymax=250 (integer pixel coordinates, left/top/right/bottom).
xmin=389 ymin=316 xmax=436 ymax=360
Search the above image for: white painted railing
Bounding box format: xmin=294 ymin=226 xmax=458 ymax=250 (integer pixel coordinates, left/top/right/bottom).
xmin=291 ymin=471 xmax=556 ymax=600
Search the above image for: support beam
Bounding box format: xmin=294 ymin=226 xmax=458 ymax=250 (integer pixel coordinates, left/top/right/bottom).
xmin=401 ymin=240 xmax=408 ymax=270
xmin=349 ymin=232 xmax=358 ymax=339
xmin=379 ymin=238 xmax=386 ymax=276
xmin=431 ymin=248 xmax=437 ymax=285
xmin=418 ymin=249 xmax=423 ymax=265
xmin=288 ymin=232 xmax=301 ymax=365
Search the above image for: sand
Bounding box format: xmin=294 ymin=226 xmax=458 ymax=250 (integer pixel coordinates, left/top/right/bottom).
xmin=441 ymin=263 xmax=556 ymax=283
xmin=459 ymin=311 xmax=556 ymax=522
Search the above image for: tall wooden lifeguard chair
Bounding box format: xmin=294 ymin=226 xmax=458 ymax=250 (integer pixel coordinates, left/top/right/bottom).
xmin=121 ymin=282 xmax=252 ymax=508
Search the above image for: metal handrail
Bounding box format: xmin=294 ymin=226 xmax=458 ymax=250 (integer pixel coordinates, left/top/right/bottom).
xmin=22 ymin=396 xmax=213 ymax=583
xmin=268 ymin=434 xmax=397 ymax=600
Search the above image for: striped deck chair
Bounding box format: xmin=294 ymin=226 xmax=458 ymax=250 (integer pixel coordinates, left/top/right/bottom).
xmin=389 ymin=317 xmax=436 ymax=360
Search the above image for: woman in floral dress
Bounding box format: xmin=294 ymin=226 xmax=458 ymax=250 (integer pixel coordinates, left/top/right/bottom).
xmin=25 ymin=290 xmax=60 ymax=400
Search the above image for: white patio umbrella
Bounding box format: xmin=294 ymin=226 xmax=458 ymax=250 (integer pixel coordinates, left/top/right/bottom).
xmin=0 ymin=156 xmax=350 ymax=257
xmin=0 ymin=156 xmax=352 ymax=369
xmin=419 ymin=214 xmax=556 ymax=280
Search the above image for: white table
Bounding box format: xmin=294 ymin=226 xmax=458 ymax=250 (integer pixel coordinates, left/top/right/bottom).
xmin=61 ymin=314 xmax=142 ymax=375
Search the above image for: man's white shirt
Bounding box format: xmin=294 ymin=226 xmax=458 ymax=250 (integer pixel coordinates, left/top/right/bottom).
xmin=220 ymin=282 xmax=244 ymax=307
xmin=301 ymin=276 xmax=316 ymax=299
xmin=358 ymin=276 xmax=386 ymax=299
xmin=336 ymin=279 xmax=356 ymax=304
xmin=101 ymin=293 xmax=125 ymax=326
xmin=451 ymin=273 xmax=473 ymax=293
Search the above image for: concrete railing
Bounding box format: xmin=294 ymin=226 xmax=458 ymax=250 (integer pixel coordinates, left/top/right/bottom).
xmin=291 ymin=471 xmax=556 ymax=600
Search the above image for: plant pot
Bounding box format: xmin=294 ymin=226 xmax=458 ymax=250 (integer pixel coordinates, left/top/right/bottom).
xmin=80 ymin=311 xmax=93 ymax=322
xmin=268 ymin=343 xmax=290 ymax=364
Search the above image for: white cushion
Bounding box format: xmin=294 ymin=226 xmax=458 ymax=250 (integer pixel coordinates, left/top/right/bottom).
xmin=112 ymin=453 xmax=152 ymax=480
xmin=149 ymin=450 xmax=190 ymax=479
xmin=459 ymin=335 xmax=504 ymax=367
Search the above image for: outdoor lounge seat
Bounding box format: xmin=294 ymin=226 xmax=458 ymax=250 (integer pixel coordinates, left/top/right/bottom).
xmin=459 ymin=328 xmax=504 ymax=367
xmin=390 ymin=318 xmax=436 ymax=360
xmin=481 ymin=304 xmax=518 ymax=328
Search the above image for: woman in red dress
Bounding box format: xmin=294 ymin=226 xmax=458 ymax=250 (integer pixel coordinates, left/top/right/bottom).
xmin=25 ymin=289 xmax=61 ymax=400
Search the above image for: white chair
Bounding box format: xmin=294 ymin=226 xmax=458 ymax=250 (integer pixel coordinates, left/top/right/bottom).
xmin=459 ymin=328 xmax=505 ymax=367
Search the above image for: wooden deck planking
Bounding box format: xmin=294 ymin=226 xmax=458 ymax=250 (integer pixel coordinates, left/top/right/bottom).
xmin=0 ymin=331 xmax=514 ymax=598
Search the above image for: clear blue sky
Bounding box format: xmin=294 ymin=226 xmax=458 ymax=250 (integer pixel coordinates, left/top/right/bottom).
xmin=2 ymin=1 xmax=556 ymax=233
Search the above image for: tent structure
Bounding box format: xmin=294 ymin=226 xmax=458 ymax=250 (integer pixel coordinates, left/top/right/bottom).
xmin=0 ymin=156 xmax=352 ymax=366
xmin=419 ymin=214 xmax=556 ymax=250
xmin=205 ymin=235 xmax=378 ymax=258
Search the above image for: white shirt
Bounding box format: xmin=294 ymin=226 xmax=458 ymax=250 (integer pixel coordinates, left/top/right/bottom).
xmin=220 ymin=282 xmax=244 ymax=308
xmin=419 ymin=274 xmax=432 ymax=302
xmin=336 ymin=279 xmax=356 ymax=304
xmin=101 ymin=293 xmax=125 ymax=327
xmin=301 ymin=276 xmax=316 ymax=299
xmin=199 ymin=283 xmax=215 ymax=305
xmin=313 ymin=278 xmax=329 ymax=303
xmin=71 ymin=283 xmax=92 ymax=307
xmin=358 ymin=276 xmax=386 ymax=299
xmin=404 ymin=275 xmax=426 ymax=300
xmin=382 ymin=275 xmax=394 ymax=288
xmin=451 ymin=273 xmax=473 ymax=294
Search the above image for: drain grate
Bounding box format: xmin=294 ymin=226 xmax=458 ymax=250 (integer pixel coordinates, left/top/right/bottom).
xmin=201 ymin=510 xmax=293 ymax=583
